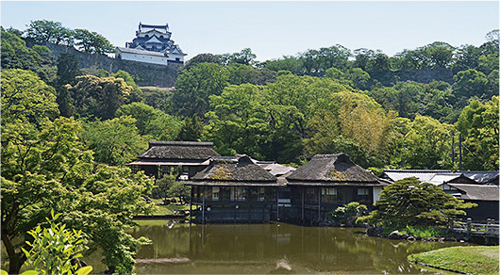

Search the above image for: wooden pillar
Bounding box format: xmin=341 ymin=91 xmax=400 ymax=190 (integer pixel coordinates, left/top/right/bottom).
xmin=202 ymin=186 xmax=206 ymax=224
xmin=276 ymin=187 xmax=280 ymax=221
xmin=318 ymin=188 xmax=321 ymax=224
xmin=189 ymin=186 xmax=193 ymax=224
xmin=301 ymin=187 xmax=305 ymax=223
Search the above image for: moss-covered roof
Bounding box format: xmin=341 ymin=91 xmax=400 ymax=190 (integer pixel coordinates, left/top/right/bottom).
xmin=191 ymin=155 xmax=277 ymax=183
xmin=138 ymin=141 xmax=220 ymax=160
xmin=286 ymin=154 xmax=379 ymax=183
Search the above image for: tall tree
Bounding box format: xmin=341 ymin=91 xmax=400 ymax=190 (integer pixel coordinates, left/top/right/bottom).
xmin=170 ymin=63 xmax=229 ymax=118
xmin=455 ymin=97 xmax=499 ymax=170
xmin=400 ymin=115 xmax=454 ymax=169
xmin=1 ymin=69 xmax=59 ymax=125
xmin=80 ymin=116 xmax=149 ymax=166
xmin=24 ymin=20 xmax=70 ymax=45
xmin=1 ymin=117 xmax=153 ymax=274
xmin=65 ymin=75 xmax=133 ymax=120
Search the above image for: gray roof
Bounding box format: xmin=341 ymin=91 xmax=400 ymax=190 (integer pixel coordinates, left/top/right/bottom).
xmin=138 ymin=141 xmax=219 ymax=160
xmin=191 ymin=155 xmax=277 ymax=183
xmin=462 ymin=171 xmax=499 ymax=185
xmin=448 ymin=184 xmax=499 ymax=201
xmin=286 ymin=154 xmax=380 ymax=183
xmin=379 ymin=169 xmax=499 ymax=186
xmin=379 ymin=169 xmax=452 ymax=183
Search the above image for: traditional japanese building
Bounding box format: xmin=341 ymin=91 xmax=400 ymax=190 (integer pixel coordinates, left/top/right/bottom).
xmin=128 ymin=141 xmax=219 ymax=179
xmin=187 ymin=155 xmax=281 ymax=223
xmin=116 ymin=23 xmax=187 ymax=65
xmin=187 ymin=153 xmax=387 ymax=225
xmin=284 ymin=154 xmax=387 ymax=225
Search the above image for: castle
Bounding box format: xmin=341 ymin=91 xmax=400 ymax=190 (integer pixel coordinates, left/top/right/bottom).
xmin=116 ymin=23 xmax=186 ymax=66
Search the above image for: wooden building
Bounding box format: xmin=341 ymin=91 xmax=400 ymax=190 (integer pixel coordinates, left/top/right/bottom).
xmin=128 ymin=141 xmax=220 ymax=179
xmin=284 ymin=154 xmax=387 ymax=225
xmin=187 ymin=153 xmax=387 ymax=225
xmin=187 ymin=155 xmax=281 ymax=223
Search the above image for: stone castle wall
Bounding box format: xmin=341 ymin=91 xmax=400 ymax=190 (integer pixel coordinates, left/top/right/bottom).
xmin=45 ymin=43 xmax=181 ymax=88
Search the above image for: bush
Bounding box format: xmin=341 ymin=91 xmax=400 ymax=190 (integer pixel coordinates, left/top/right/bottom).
xmin=329 ymin=202 xmax=367 ymax=227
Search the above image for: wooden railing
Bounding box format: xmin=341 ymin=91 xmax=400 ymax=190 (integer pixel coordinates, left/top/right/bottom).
xmin=450 ymin=218 xmax=499 ymax=238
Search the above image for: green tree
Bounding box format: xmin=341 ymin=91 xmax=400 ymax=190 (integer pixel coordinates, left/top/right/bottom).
xmin=168 ymin=181 xmax=192 ymax=205
xmin=80 ymin=116 xmax=149 ymax=166
xmin=21 ymin=211 xmax=93 ymax=275
xmin=1 ymin=69 xmax=59 ymax=125
xmin=116 ymin=102 xmax=182 ymax=140
xmin=182 ymin=53 xmax=222 ymax=71
xmin=455 ymin=96 xmax=499 ymax=170
xmin=24 ymin=20 xmax=70 ymax=45
xmin=1 ymin=30 xmax=45 ymax=72
xmin=1 ymin=117 xmax=153 ymax=274
xmin=111 ymin=70 xmax=144 ymax=102
xmin=362 ymin=177 xmax=475 ymax=228
xmin=177 ymin=115 xmax=204 ymax=141
xmin=66 ymin=75 xmax=133 ymax=120
xmin=170 ymin=62 xmax=229 ymax=118
xmin=74 ymin=29 xmax=115 ymax=54
xmin=452 ymin=69 xmax=489 ymax=107
xmin=329 ymin=202 xmax=367 ymax=227
xmin=400 ymin=115 xmax=454 ymax=169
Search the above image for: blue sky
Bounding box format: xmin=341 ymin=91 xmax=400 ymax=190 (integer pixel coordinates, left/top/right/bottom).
xmin=1 ymin=1 xmax=498 ymax=62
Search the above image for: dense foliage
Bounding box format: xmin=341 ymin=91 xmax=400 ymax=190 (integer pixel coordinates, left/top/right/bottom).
xmin=1 ymin=20 xmax=498 ymax=273
xmin=359 ymin=177 xmax=476 ymax=228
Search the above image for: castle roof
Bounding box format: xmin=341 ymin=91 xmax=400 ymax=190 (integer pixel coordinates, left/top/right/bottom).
xmin=139 ymin=23 xmax=169 ymax=33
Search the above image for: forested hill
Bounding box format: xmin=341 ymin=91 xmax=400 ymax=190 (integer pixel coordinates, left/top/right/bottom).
xmin=1 ymin=21 xmax=498 ymax=171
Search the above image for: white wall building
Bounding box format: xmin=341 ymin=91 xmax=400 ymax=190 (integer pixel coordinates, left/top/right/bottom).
xmin=116 ymin=23 xmax=187 ymax=65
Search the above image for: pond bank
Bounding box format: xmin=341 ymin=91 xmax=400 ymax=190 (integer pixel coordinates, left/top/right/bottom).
xmin=408 ymin=246 xmax=499 ymax=274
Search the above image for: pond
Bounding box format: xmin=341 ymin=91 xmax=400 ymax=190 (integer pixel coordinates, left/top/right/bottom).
xmin=86 ymin=221 xmax=471 ymax=274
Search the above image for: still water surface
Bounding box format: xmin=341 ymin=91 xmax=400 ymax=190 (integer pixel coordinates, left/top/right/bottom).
xmin=90 ymin=221 xmax=472 ymax=274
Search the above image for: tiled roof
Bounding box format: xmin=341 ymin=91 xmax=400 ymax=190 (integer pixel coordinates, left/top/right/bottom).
xmin=448 ymin=184 xmax=499 ymax=201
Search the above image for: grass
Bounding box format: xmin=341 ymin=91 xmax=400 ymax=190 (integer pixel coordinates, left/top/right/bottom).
xmin=399 ymin=225 xmax=445 ymax=239
xmin=408 ymin=246 xmax=499 ymax=274
xmin=151 ymin=198 xmax=190 ymax=215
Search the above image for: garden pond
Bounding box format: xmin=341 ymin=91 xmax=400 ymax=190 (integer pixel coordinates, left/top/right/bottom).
xmin=85 ymin=221 xmax=472 ymax=274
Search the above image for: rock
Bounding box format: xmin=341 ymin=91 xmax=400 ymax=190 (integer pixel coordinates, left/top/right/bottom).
xmin=387 ymin=230 xmax=401 ymax=239
xmin=407 ymin=236 xmax=416 ymax=242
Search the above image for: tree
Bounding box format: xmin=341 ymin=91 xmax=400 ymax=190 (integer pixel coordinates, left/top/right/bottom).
xmin=66 ymin=75 xmax=133 ymax=120
xmin=177 ymin=115 xmax=204 ymax=141
xmin=116 ymin=102 xmax=182 ymax=140
xmin=74 ymin=29 xmax=115 ymax=55
xmin=452 ymin=69 xmax=489 ymax=107
xmin=80 ymin=116 xmax=149 ymax=166
xmin=400 ymin=115 xmax=454 ymax=169
xmin=1 ymin=117 xmax=153 ymax=274
xmin=170 ymin=63 xmax=229 ymax=118
xmin=1 ymin=30 xmax=45 ymax=72
xmin=21 ymin=211 xmax=93 ymax=275
xmin=182 ymin=53 xmax=222 ymax=71
xmin=1 ymin=69 xmax=59 ymax=125
xmin=329 ymin=202 xmax=367 ymax=227
xmin=111 ymin=70 xmax=144 ymax=102
xmin=455 ymin=97 xmax=499 ymax=170
xmin=168 ymin=181 xmax=192 ymax=205
xmin=362 ymin=177 xmax=475 ymax=228
xmin=24 ymin=20 xmax=70 ymax=45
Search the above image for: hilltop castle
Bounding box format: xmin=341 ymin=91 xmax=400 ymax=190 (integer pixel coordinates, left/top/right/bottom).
xmin=116 ymin=23 xmax=187 ymax=66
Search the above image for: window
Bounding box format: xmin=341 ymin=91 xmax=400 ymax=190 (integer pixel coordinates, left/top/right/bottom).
xmin=321 ymin=188 xmax=337 ymax=203
xmin=230 ymin=187 xmax=246 ymax=201
xmin=357 ymin=188 xmax=370 ymax=203
xmin=212 ymin=187 xmax=219 ymax=201
xmin=258 ymin=187 xmax=265 ymax=202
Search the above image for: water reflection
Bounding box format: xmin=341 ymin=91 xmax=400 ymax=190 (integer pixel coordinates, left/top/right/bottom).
xmin=125 ymin=222 xmax=471 ymax=274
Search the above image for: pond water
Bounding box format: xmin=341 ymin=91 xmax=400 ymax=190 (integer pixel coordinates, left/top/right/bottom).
xmin=86 ymin=221 xmax=471 ymax=274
